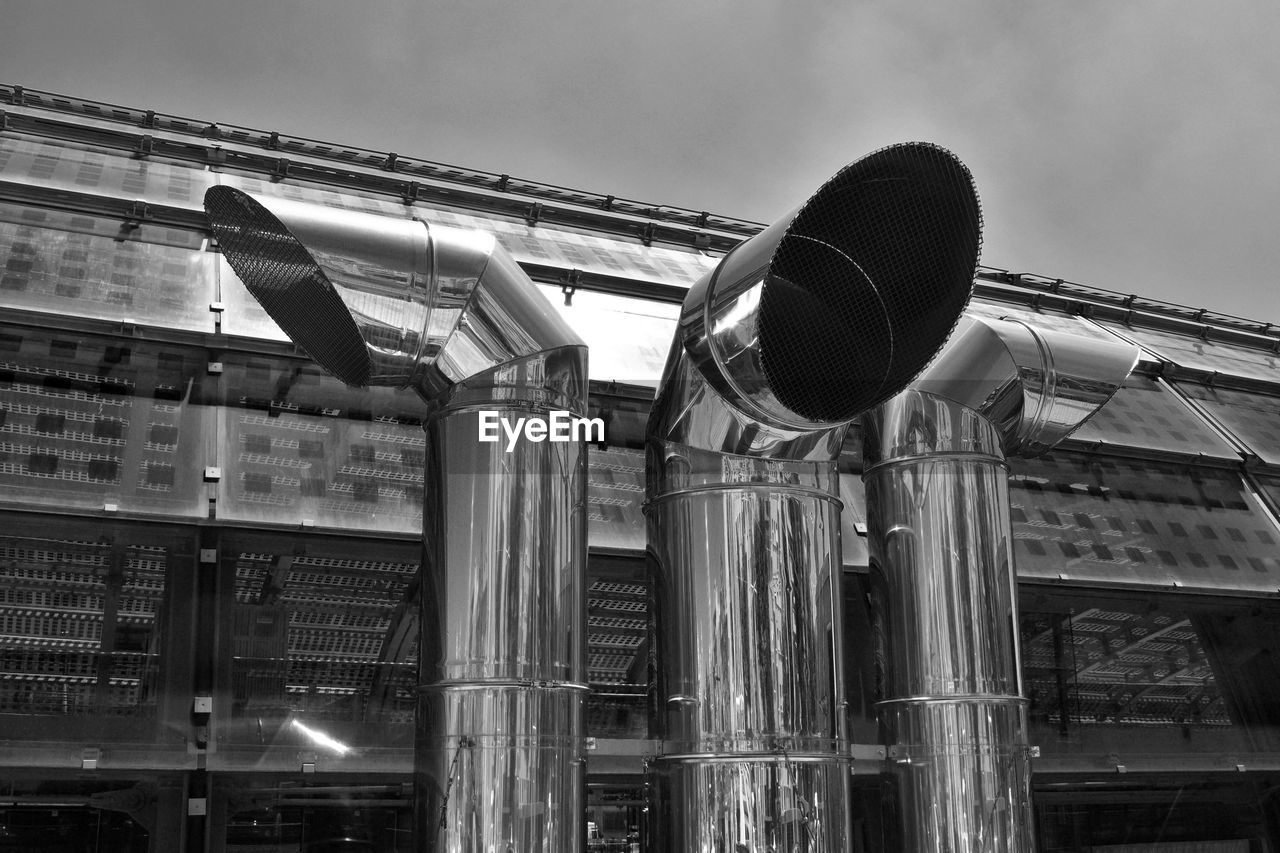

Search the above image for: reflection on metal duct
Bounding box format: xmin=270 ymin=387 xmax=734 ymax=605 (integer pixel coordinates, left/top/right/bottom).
xmin=204 ymin=188 xmax=589 ymax=853
xmin=646 ymin=143 xmax=982 ymax=851
xmin=862 ymin=316 xmax=1139 ymax=853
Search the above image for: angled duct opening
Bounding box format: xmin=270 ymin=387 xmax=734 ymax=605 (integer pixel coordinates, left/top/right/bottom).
xmin=757 ymin=143 xmax=982 ymax=421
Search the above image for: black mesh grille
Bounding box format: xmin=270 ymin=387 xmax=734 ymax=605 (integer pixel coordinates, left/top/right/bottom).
xmin=758 ymin=142 xmax=981 ymax=421
xmin=204 ymin=187 xmax=372 ymax=386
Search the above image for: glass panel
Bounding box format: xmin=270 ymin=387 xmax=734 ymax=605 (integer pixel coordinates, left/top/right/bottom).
xmin=214 ymin=534 xmax=419 ymax=770
xmin=215 ymin=775 xmax=413 ymax=853
xmin=1009 ymin=453 xmax=1280 ymax=593
xmin=1095 ymin=321 xmax=1280 ymax=384
xmin=217 ymin=255 xmax=291 ymax=341
xmin=1069 ymin=375 xmax=1237 ymax=459
xmin=0 ymin=200 xmax=204 ymax=249
xmin=967 ymin=299 xmax=1126 ymax=343
xmin=588 ymin=447 xmax=646 ymax=552
xmin=216 ymin=170 xmax=413 ymax=218
xmin=1176 ymin=383 xmax=1280 ymax=466
xmin=587 ymin=554 xmax=648 ymax=739
xmin=0 ymin=220 xmax=217 ymax=331
xmin=0 ymin=136 xmax=215 ymax=210
xmin=0 ymin=326 xmax=209 ymax=517
xmin=423 ymin=206 xmax=716 ymax=286
xmin=1034 ymin=778 xmax=1277 ymax=852
xmin=0 ymin=521 xmax=191 ymax=754
xmin=0 ymin=778 xmax=154 ymax=852
xmin=535 ymin=284 xmax=678 ymax=387
xmin=1023 ymin=589 xmax=1280 ymax=763
xmin=213 ymin=355 xmax=430 ymax=534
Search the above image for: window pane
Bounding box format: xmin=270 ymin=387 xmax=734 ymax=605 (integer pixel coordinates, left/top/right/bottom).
xmin=1176 ymin=383 xmax=1280 ymax=465
xmin=1069 ymin=375 xmax=1237 ymax=459
xmin=0 ymin=521 xmax=191 ymax=757
xmin=214 ymin=533 xmax=419 ymax=770
xmin=1095 ymin=322 xmax=1280 ymax=384
xmin=0 ymin=326 xmax=209 ymax=517
xmin=0 ymin=136 xmax=214 ymax=211
xmin=588 ymin=447 xmax=646 ymax=552
xmin=213 ymin=355 xmax=429 ymax=534
xmin=1009 ymin=453 xmax=1280 ymax=593
xmin=0 ymin=220 xmax=216 ymax=331
xmin=423 ymin=206 xmax=715 ymax=287
xmin=535 ymin=284 xmax=678 ymax=387
xmin=967 ymin=299 xmax=1125 ymax=343
xmin=216 ymin=171 xmax=413 ymax=218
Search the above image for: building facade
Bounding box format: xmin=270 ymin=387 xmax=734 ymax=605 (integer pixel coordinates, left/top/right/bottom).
xmin=2 ymin=84 xmax=1280 ymax=851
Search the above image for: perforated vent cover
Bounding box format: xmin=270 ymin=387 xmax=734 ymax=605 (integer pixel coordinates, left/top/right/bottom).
xmin=758 ymin=142 xmax=981 ymax=422
xmin=205 ymin=187 xmax=372 ymax=387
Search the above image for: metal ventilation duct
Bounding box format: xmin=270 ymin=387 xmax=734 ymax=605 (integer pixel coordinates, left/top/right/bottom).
xmin=646 ymin=143 xmax=982 ymax=852
xmin=205 ymin=187 xmax=589 ymax=853
xmin=862 ymin=316 xmax=1139 ymax=853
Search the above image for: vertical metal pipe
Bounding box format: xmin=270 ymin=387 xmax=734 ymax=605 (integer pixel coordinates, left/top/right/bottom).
xmin=861 ymin=319 xmax=1138 ymax=853
xmin=202 ymin=189 xmax=591 ymax=852
xmin=863 ymin=390 xmax=1034 ymax=853
xmin=644 ymin=142 xmax=984 ymax=852
xmin=416 ymin=352 xmax=589 ymax=853
xmin=646 ymin=442 xmax=849 ymax=852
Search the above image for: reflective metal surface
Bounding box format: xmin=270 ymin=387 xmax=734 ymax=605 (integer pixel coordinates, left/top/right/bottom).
xmin=645 ymin=144 xmax=983 ymax=852
xmin=911 ymin=316 xmax=1140 ymax=455
xmin=661 ymin=142 xmax=981 ymax=437
xmin=205 ymin=187 xmax=576 ymax=395
xmin=205 ymin=191 xmax=590 ymax=852
xmin=863 ymin=324 xmax=1137 ymax=853
xmin=417 ymin=370 xmax=588 ymax=852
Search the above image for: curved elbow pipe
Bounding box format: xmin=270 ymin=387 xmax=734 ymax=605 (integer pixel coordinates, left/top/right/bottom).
xmin=205 ymin=188 xmax=589 ymax=853
xmin=646 ymin=143 xmax=983 ymax=852
xmin=651 ymin=142 xmax=982 ymax=457
xmin=204 ymin=186 xmax=585 ymax=401
xmin=862 ymin=320 xmax=1139 ymax=853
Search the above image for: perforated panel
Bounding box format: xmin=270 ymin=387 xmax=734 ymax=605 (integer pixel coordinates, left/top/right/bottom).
xmin=759 ymin=143 xmax=981 ymax=421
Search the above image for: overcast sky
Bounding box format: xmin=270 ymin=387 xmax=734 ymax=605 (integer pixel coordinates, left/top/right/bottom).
xmin=5 ymin=1 xmax=1279 ymax=324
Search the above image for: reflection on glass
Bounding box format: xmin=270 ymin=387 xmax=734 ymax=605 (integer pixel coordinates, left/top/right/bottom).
xmin=213 ymin=355 xmax=430 ymax=534
xmin=967 ymin=299 xmax=1124 ymax=343
xmin=1096 ymin=321 xmax=1280 ymax=384
xmin=585 ymin=556 xmax=648 ymax=738
xmin=423 ymin=206 xmax=716 ymax=286
xmin=0 ymin=201 xmax=205 ymax=249
xmin=220 ymin=778 xmax=411 ymax=853
xmin=216 ymin=171 xmax=413 ymax=218
xmin=0 ymin=220 xmax=217 ymax=331
xmin=0 ymin=533 xmax=165 ymax=719
xmin=0 ymin=136 xmax=215 ymax=211
xmin=0 ymin=779 xmax=152 ymax=853
xmin=1035 ymin=778 xmax=1275 ymax=851
xmin=534 ymin=285 xmax=678 ymax=386
xmin=588 ymin=447 xmax=646 ymax=551
xmin=1009 ymin=453 xmax=1280 ymax=593
xmin=226 ymin=549 xmax=419 ymax=730
xmin=1177 ymin=382 xmax=1280 ymax=465
xmin=1070 ymin=375 xmax=1237 ymax=458
xmin=0 ymin=325 xmax=208 ymax=516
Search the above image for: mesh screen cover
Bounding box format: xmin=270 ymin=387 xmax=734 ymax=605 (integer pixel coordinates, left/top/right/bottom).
xmin=759 ymin=142 xmax=981 ymax=421
xmin=205 ymin=187 xmax=372 ymax=386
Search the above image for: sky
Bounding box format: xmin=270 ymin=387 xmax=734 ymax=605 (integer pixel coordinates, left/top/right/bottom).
xmin=4 ymin=0 xmax=1280 ymax=325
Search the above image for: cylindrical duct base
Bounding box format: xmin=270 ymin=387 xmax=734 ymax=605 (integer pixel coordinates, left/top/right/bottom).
xmin=416 ymin=358 xmax=588 ymax=853
xmin=416 ymin=685 xmax=586 ymax=853
xmin=882 ymin=699 xmax=1034 ymax=853
xmin=646 ymin=442 xmax=849 ymax=851
xmin=648 ymin=754 xmax=850 ymax=852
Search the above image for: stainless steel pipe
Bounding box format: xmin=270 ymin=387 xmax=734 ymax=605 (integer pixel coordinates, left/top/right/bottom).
xmin=647 ymin=143 xmax=983 ymax=852
xmin=862 ymin=317 xmax=1138 ymax=853
xmin=205 ymin=189 xmax=589 ymax=853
